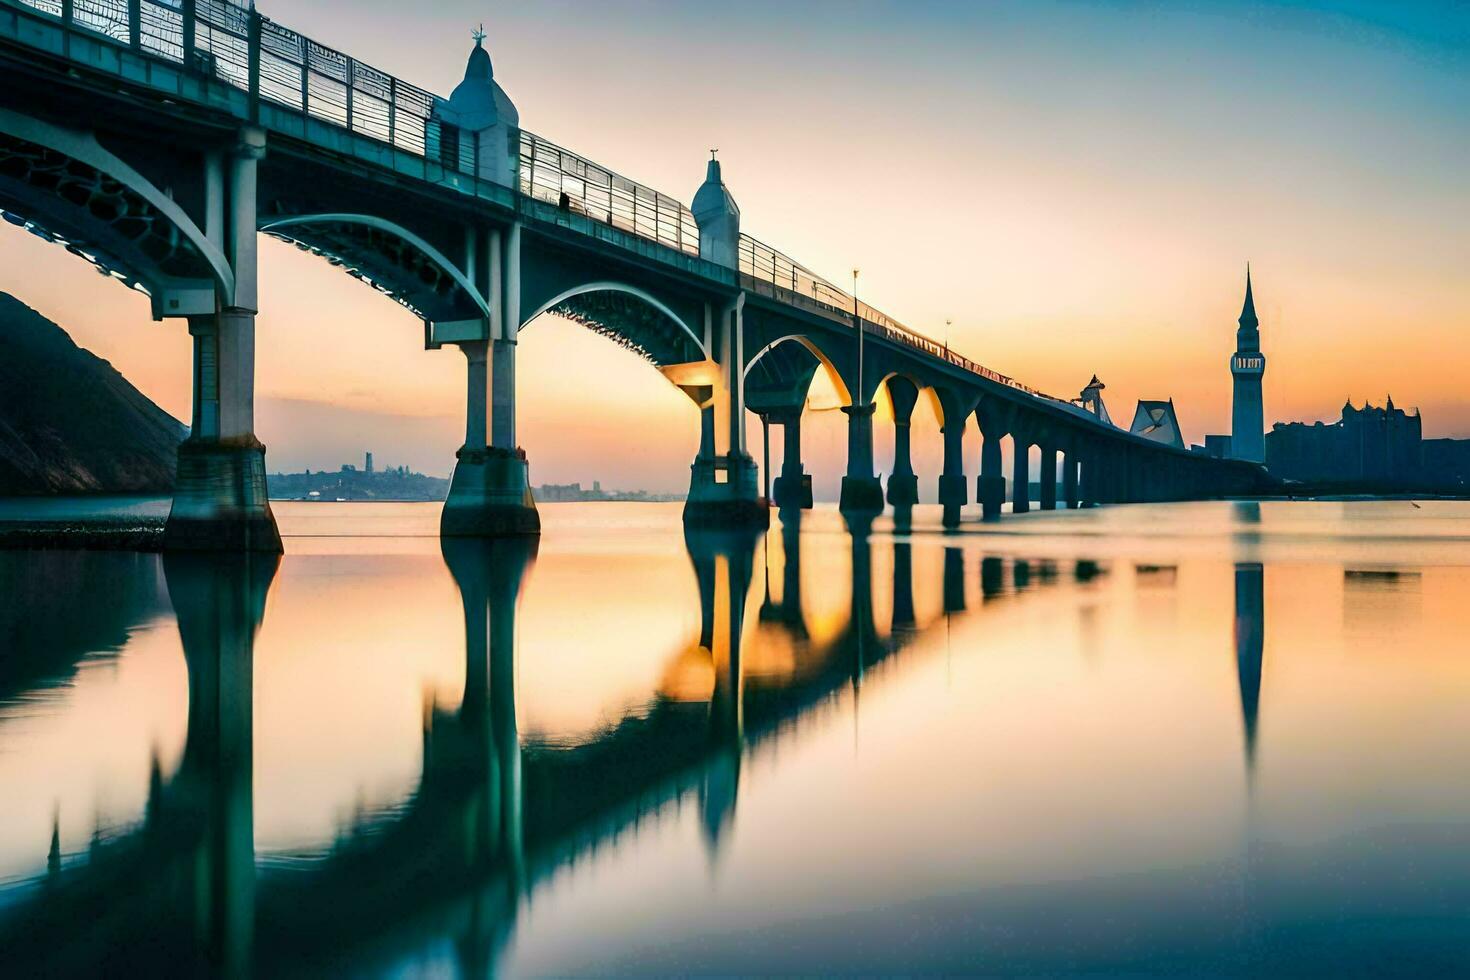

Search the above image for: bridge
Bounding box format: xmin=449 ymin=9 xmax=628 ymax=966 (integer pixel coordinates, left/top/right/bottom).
xmin=0 ymin=0 xmax=1269 ymax=551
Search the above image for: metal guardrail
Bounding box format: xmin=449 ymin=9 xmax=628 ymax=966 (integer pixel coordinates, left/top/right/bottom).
xmin=11 ymin=0 xmax=1081 ymax=416
xmin=518 ymin=131 xmax=699 ymax=256
xmin=14 ymin=0 xmax=450 ymax=161
xmin=738 ymin=235 xmax=1066 ymax=404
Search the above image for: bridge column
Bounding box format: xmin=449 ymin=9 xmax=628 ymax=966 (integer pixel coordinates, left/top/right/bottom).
xmin=1097 ymin=447 xmax=1117 ymax=505
xmin=885 ymin=378 xmax=920 ymax=507
xmin=771 ymin=411 xmax=813 ymax=509
xmin=938 ymin=413 xmax=968 ymax=528
xmin=1118 ymin=446 xmax=1136 ymax=504
xmin=839 ymin=402 xmax=884 ymax=514
xmin=1039 ymin=444 xmax=1058 ymax=510
xmin=165 ymin=128 xmax=280 ymax=553
xmin=1063 ymin=449 xmax=1080 ymax=508
xmin=444 ymin=222 xmax=539 ymax=537
xmin=1079 ymin=445 xmax=1101 ymax=506
xmin=1011 ymin=425 xmax=1032 ymax=514
xmin=686 ymin=294 xmax=765 ymax=529
xmin=979 ymin=426 xmax=1006 ymax=520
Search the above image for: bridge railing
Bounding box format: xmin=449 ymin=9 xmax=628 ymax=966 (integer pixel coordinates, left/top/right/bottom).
xmin=517 ymin=130 xmax=700 ymax=257
xmin=738 ymin=234 xmax=1061 ymax=402
xmin=13 ymin=0 xmax=707 ymax=254
xmin=13 ymin=0 xmax=455 ymax=166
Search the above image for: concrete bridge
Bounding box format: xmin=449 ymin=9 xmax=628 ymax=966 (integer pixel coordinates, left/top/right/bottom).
xmin=0 ymin=0 xmax=1268 ymax=550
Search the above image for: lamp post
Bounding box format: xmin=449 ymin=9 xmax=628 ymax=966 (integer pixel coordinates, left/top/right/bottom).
xmin=852 ymin=269 xmax=862 ymax=406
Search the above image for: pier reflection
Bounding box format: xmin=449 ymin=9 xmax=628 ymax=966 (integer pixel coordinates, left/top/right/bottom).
xmin=1235 ymin=562 xmax=1265 ymax=773
xmin=0 ymin=511 xmax=1308 ymax=976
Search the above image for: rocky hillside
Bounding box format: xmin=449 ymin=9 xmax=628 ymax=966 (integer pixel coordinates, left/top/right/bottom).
xmin=0 ymin=292 xmax=184 ymax=494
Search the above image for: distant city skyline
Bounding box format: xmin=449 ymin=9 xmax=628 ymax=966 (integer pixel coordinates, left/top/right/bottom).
xmin=2 ymin=0 xmax=1466 ymax=493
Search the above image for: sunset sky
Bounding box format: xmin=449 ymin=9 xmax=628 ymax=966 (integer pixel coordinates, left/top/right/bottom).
xmin=2 ymin=0 xmax=1466 ymax=493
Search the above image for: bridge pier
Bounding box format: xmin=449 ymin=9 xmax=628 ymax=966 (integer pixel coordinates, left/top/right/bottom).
xmin=1039 ymin=444 xmax=1058 ymax=510
xmin=165 ymin=130 xmax=281 ymax=553
xmin=770 ymin=411 xmax=813 ymax=509
xmin=938 ymin=415 xmax=968 ymax=528
xmin=1079 ymin=447 xmax=1100 ymax=506
xmin=885 ymin=379 xmax=920 ymax=507
xmin=686 ymin=295 xmax=767 ymax=529
xmin=443 ymin=338 xmax=540 ymax=536
xmin=1063 ymin=451 xmax=1080 ymax=508
xmin=979 ymin=428 xmax=1006 ymax=520
xmin=443 ymin=222 xmax=539 ymax=538
xmin=1012 ymin=432 xmax=1032 ymax=514
xmin=839 ymin=402 xmax=885 ymax=514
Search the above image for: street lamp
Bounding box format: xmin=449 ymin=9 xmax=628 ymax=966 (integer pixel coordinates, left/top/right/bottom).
xmin=852 ymin=269 xmax=862 ymax=406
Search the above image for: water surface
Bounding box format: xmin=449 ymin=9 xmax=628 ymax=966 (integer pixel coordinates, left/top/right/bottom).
xmin=1 ymin=500 xmax=1467 ymax=975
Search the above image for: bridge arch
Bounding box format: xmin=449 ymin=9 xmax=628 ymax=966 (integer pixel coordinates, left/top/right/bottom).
xmin=260 ymin=213 xmax=492 ymax=329
xmin=871 ymin=370 xmax=945 ymax=424
xmin=523 ymin=281 xmax=706 ymax=367
xmin=743 ymin=334 xmax=852 ymax=408
xmin=0 ymin=108 xmax=233 ymax=318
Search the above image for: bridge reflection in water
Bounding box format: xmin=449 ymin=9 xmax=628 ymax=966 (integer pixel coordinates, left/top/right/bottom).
xmin=0 ymin=513 xmax=1271 ymax=976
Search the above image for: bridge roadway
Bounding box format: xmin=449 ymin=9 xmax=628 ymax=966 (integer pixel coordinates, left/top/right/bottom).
xmin=0 ymin=0 xmax=1268 ymax=551
xmin=0 ymin=508 xmax=1269 ymax=975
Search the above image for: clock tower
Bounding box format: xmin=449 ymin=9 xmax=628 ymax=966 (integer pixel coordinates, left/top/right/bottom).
xmin=1230 ymin=266 xmax=1266 ymax=463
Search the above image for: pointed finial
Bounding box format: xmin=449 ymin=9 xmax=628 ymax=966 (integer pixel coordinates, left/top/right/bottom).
xmin=472 ymin=23 xmax=486 ymax=46
xmin=1239 ymin=262 xmax=1258 ymax=326
xmin=710 ymin=148 xmax=718 ymax=161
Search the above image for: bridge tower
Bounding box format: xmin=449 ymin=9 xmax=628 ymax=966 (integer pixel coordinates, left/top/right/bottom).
xmin=686 ymin=156 xmax=764 ymax=528
xmin=1230 ymin=267 xmax=1266 ymax=464
xmin=439 ymin=36 xmax=539 ymax=536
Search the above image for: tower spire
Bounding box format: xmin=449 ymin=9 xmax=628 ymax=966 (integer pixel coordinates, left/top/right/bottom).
xmin=1239 ymin=263 xmax=1257 ymax=326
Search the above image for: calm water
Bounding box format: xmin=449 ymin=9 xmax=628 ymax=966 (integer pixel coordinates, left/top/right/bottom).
xmin=1 ymin=500 xmax=1468 ymax=976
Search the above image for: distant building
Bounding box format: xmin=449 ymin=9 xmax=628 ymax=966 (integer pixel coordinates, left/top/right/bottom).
xmin=365 ymin=451 xmax=374 ymax=473
xmin=1192 ymin=434 xmax=1233 ymax=458
xmin=1424 ymin=439 xmax=1470 ymax=490
xmin=1230 ymin=267 xmax=1266 ymax=463
xmin=1266 ymin=397 xmax=1422 ymax=483
xmin=1130 ymin=399 xmax=1185 ymax=450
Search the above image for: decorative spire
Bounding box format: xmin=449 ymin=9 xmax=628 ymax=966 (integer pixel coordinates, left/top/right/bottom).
xmin=472 ymin=23 xmax=486 ymax=47
xmin=1239 ymin=263 xmax=1257 ymax=327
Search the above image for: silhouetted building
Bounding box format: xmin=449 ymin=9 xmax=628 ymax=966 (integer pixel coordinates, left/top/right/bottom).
xmin=365 ymin=451 xmax=374 ymax=473
xmin=1266 ymin=397 xmax=1422 ymax=483
xmin=1192 ymin=434 xmax=1232 ymax=458
xmin=1074 ymin=375 xmax=1113 ymax=425
xmin=1423 ymin=439 xmax=1470 ymax=490
xmin=1130 ymin=399 xmax=1185 ymax=449
xmin=1230 ymin=267 xmax=1266 ymax=463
